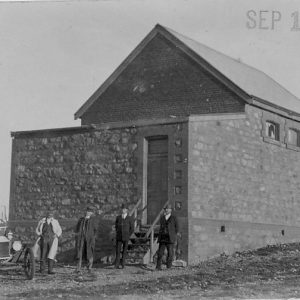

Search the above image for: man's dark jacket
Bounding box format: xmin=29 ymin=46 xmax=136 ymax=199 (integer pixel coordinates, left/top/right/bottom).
xmin=75 ymin=216 xmax=98 ymax=260
xmin=115 ymin=215 xmax=134 ymax=241
xmin=158 ymin=215 xmax=179 ymax=244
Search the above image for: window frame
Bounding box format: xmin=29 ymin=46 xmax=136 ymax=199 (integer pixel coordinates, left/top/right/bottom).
xmin=262 ymin=111 xmax=285 ymax=147
xmin=265 ymin=120 xmax=280 ymax=141
xmin=285 ymin=119 xmax=300 ymax=151
xmin=287 ymin=128 xmax=300 ymax=146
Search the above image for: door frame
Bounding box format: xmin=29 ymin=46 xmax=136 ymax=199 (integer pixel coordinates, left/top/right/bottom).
xmin=137 ymin=127 xmax=174 ymax=225
xmin=145 ymin=135 xmax=169 ymax=224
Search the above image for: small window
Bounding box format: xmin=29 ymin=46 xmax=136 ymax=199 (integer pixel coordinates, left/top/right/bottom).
xmin=266 ymin=121 xmax=279 ymax=141
xmin=174 ymin=186 xmax=182 ymax=195
xmin=288 ymin=128 xmax=300 ymax=147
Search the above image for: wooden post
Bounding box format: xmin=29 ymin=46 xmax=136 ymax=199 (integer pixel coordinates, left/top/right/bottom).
xmin=134 ymin=210 xmax=137 ymax=229
xmin=150 ymin=230 xmax=154 ymax=263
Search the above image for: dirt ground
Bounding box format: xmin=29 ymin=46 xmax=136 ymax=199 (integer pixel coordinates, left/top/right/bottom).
xmin=2 ymin=243 xmax=300 ymax=300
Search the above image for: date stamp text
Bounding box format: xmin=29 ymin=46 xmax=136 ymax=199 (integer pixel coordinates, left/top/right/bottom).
xmin=246 ymin=10 xmax=300 ymax=31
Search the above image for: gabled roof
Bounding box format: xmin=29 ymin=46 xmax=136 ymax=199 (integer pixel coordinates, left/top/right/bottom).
xmin=75 ymin=24 xmax=300 ymax=119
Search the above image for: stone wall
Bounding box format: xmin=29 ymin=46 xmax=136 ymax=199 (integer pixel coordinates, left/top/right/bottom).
xmin=9 ymin=126 xmax=138 ymax=261
xmin=9 ymin=120 xmax=190 ymax=263
xmin=188 ymin=106 xmax=300 ymax=264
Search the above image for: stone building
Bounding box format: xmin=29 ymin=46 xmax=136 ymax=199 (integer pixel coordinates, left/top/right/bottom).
xmin=9 ymin=24 xmax=300 ymax=264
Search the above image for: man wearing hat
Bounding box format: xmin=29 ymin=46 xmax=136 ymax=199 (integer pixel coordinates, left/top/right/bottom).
xmin=75 ymin=206 xmax=98 ymax=273
xmin=35 ymin=210 xmax=62 ymax=274
xmin=156 ymin=204 xmax=179 ymax=270
xmin=114 ymin=204 xmax=134 ymax=269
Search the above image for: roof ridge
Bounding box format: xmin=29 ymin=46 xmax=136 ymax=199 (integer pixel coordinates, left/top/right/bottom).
xmin=160 ymin=25 xmax=251 ymax=65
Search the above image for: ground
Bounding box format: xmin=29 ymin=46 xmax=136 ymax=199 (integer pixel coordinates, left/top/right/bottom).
xmin=1 ymin=243 xmax=300 ymax=299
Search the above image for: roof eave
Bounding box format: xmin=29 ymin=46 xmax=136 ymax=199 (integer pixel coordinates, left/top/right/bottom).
xmin=11 ymin=125 xmax=93 ymax=138
xmin=251 ymin=96 xmax=300 ymax=121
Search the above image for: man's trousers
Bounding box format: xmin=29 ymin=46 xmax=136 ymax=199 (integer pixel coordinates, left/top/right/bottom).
xmin=115 ymin=240 xmax=129 ymax=268
xmin=156 ymin=242 xmax=174 ymax=269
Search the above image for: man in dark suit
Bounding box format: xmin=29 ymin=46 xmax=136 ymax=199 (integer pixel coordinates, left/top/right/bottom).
xmin=156 ymin=204 xmax=179 ymax=270
xmin=75 ymin=206 xmax=98 ymax=273
xmin=115 ymin=204 xmax=134 ymax=269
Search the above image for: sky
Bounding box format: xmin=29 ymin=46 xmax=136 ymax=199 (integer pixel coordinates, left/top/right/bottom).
xmin=0 ymin=0 xmax=300 ymax=215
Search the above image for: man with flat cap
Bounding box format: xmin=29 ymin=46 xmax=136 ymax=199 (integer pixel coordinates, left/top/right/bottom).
xmin=35 ymin=209 xmax=62 ymax=274
xmin=75 ymin=206 xmax=98 ymax=273
xmin=156 ymin=204 xmax=179 ymax=270
xmin=114 ymin=204 xmax=134 ymax=269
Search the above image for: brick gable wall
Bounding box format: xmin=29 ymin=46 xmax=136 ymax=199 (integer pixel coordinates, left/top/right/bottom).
xmin=81 ymin=34 xmax=245 ymax=125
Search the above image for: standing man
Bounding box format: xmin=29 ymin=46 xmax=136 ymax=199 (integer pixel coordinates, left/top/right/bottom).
xmin=156 ymin=204 xmax=179 ymax=270
xmin=115 ymin=204 xmax=134 ymax=269
xmin=36 ymin=210 xmax=62 ymax=275
xmin=75 ymin=206 xmax=98 ymax=273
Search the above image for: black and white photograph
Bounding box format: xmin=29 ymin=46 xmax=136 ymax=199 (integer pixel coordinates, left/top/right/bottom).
xmin=1 ymin=0 xmax=300 ymax=299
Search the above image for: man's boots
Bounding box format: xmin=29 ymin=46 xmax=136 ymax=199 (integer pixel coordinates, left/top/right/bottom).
xmin=48 ymin=259 xmax=55 ymax=275
xmin=40 ymin=260 xmax=45 ymax=274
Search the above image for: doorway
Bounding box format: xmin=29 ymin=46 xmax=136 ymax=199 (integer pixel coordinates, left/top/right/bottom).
xmin=146 ymin=136 xmax=168 ymax=224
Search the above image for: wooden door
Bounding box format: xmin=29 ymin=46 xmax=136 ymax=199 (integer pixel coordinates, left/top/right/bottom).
xmin=147 ymin=136 xmax=168 ymax=224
